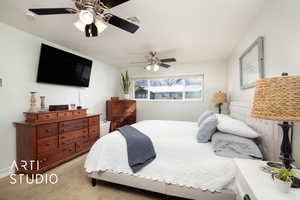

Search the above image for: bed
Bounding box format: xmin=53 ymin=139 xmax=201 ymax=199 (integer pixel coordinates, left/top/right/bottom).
xmin=85 ymin=102 xmax=280 ymax=200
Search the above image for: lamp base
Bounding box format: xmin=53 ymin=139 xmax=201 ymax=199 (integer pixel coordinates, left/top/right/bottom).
xmin=278 ymin=122 xmax=294 ymax=169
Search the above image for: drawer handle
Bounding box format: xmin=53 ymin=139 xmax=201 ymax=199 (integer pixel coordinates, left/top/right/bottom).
xmin=244 ymin=195 xmax=251 ymax=200
xmin=40 ymin=158 xmax=47 ymax=163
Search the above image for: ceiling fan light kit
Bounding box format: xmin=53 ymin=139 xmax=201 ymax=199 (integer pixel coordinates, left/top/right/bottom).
xmin=95 ymin=18 xmax=108 ymax=33
xmin=145 ymin=65 xmax=152 ymax=71
xmin=141 ymin=52 xmax=177 ymax=72
xmin=153 ymin=64 xmax=160 ymax=72
xmin=73 ymin=19 xmax=85 ymax=32
xmin=79 ymin=9 xmax=94 ymax=24
xmin=28 ymin=0 xmax=139 ymax=38
xmin=85 ymin=22 xmax=98 ymax=37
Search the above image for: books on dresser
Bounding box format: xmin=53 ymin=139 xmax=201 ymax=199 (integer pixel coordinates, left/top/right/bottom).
xmin=14 ymin=109 xmax=100 ymax=175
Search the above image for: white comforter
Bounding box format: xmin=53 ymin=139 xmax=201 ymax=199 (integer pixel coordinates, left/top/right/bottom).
xmin=84 ymin=120 xmax=236 ymax=192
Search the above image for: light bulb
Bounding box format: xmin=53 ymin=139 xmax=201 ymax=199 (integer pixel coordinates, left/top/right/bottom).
xmin=74 ymin=20 xmax=85 ymax=32
xmin=145 ymin=65 xmax=152 ymax=71
xmin=79 ymin=10 xmax=94 ymax=25
xmin=153 ymin=64 xmax=160 ymax=72
xmin=95 ymin=18 xmax=108 ymax=33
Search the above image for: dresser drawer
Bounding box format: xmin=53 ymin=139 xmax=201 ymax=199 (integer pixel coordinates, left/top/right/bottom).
xmin=89 ymin=116 xmax=99 ymax=127
xmin=76 ymin=136 xmax=98 ymax=153
xmin=89 ymin=126 xmax=100 ymax=137
xmin=37 ymin=113 xmax=57 ymax=122
xmin=58 ymin=111 xmax=73 ymax=119
xmin=72 ymin=110 xmax=86 ymax=117
xmin=37 ymin=123 xmax=58 ymax=139
xmin=37 ymin=136 xmax=59 ymax=154
xmin=59 ymin=119 xmax=88 ymax=133
xmin=37 ymin=144 xmax=75 ymax=169
xmin=59 ymin=128 xmax=88 ymax=147
xmin=60 ymin=144 xmax=76 ymax=159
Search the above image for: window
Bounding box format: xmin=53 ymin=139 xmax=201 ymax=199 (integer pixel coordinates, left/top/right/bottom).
xmin=134 ymin=75 xmax=203 ymax=101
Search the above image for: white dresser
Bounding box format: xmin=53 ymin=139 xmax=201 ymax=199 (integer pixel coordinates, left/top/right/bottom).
xmin=235 ymin=159 xmax=300 ymax=200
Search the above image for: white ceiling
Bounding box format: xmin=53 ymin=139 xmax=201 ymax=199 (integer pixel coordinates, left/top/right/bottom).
xmin=0 ymin=0 xmax=266 ymax=67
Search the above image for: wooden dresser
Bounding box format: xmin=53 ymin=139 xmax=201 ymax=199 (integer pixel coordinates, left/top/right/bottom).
xmin=14 ymin=109 xmax=100 ymax=175
xmin=106 ymin=98 xmax=136 ymax=132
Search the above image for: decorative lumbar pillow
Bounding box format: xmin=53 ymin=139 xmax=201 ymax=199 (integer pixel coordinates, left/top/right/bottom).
xmin=216 ymin=114 xmax=259 ymax=138
xmin=197 ymin=115 xmax=218 ymax=143
xmin=197 ymin=111 xmax=214 ymax=127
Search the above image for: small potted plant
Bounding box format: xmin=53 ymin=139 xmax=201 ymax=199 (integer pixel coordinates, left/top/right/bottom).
xmin=272 ymin=167 xmax=294 ymax=193
xmin=121 ymin=71 xmax=131 ymax=99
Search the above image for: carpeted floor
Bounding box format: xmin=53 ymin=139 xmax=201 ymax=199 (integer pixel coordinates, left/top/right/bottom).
xmin=0 ymin=154 xmax=186 ymax=200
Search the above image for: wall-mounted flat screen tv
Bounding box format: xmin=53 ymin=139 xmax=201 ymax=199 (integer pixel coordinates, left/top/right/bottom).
xmin=37 ymin=44 xmax=93 ymax=87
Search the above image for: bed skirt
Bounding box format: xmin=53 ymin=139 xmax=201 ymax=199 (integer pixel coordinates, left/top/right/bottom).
xmin=88 ymin=171 xmax=235 ymax=200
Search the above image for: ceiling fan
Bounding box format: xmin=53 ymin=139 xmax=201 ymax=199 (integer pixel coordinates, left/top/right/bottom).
xmin=28 ymin=0 xmax=140 ymax=37
xmin=133 ymin=52 xmax=177 ymax=72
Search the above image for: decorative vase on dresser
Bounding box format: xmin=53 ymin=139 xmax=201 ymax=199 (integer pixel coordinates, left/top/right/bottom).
xmin=106 ymin=97 xmax=136 ymax=132
xmin=14 ymin=109 xmax=100 ymax=175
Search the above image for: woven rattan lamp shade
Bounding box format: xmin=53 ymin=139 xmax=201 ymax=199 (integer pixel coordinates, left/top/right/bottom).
xmin=212 ymin=92 xmax=227 ymax=104
xmin=251 ymin=75 xmax=300 ymax=122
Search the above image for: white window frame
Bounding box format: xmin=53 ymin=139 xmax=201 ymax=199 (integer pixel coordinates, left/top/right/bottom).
xmin=132 ymin=73 xmax=204 ymax=102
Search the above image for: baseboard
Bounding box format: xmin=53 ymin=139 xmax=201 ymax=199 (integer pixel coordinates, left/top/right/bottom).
xmin=0 ymin=167 xmax=13 ymax=179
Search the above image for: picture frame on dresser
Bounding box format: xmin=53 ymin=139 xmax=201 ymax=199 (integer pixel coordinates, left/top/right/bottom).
xmin=239 ymin=36 xmax=264 ymax=89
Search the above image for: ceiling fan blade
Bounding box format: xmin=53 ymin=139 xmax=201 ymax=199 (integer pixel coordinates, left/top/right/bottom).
xmin=160 ymin=58 xmax=176 ymax=63
xmin=107 ymin=14 xmax=139 ymax=33
xmin=159 ymin=63 xmax=171 ymax=68
xmin=28 ymin=8 xmax=77 ymax=15
xmin=100 ymin=0 xmax=130 ymax=9
xmin=130 ymin=61 xmax=148 ymax=64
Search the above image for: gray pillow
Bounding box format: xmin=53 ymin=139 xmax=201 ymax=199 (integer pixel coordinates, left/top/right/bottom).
xmin=197 ymin=115 xmax=218 ymax=143
xmin=197 ymin=111 xmax=214 ymax=127
xmin=211 ymin=132 xmax=263 ymax=160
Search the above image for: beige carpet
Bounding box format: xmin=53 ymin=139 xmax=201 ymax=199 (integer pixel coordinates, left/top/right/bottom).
xmin=0 ymin=154 xmax=186 ymax=200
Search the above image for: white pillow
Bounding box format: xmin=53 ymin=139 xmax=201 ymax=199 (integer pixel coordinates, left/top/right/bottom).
xmin=216 ymin=114 xmax=259 ymax=138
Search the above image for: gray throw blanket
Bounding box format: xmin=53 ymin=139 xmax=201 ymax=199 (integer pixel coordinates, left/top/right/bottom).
xmin=117 ymin=125 xmax=156 ymax=173
xmin=211 ymin=132 xmax=263 ymax=160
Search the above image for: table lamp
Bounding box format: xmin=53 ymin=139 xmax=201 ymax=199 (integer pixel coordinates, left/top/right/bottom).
xmin=251 ymin=73 xmax=300 ymax=169
xmin=213 ymin=91 xmax=227 ymax=114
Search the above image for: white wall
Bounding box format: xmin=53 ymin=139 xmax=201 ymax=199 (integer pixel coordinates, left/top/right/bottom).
xmin=0 ymin=23 xmax=120 ymax=174
xmin=123 ymin=60 xmax=228 ymax=122
xmin=227 ymin=0 xmax=300 ymax=167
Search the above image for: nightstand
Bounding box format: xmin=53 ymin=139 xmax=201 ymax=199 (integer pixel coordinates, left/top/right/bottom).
xmin=234 ymin=159 xmax=300 ymax=200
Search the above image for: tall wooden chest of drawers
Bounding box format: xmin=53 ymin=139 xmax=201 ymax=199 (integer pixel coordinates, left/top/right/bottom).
xmin=14 ymin=109 xmax=100 ymax=175
xmin=106 ymin=99 xmax=136 ymax=132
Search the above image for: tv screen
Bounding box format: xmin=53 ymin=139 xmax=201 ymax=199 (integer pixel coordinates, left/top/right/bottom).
xmin=37 ymin=44 xmax=93 ymax=87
